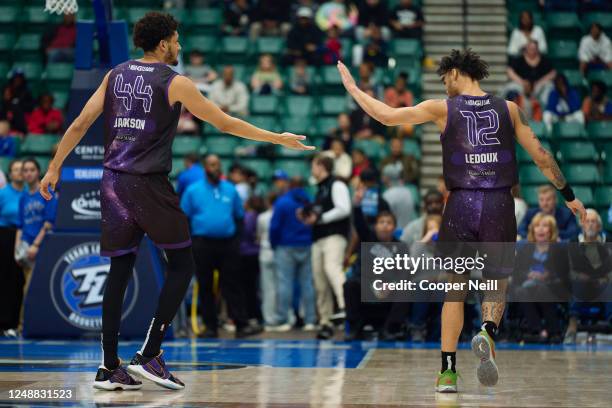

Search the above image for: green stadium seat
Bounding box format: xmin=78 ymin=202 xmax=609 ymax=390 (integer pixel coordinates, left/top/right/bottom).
xmin=205 ymin=136 xmax=239 ymax=156
xmin=32 ymin=156 xmax=51 ymax=173
xmin=124 ymin=8 xmax=149 ymax=25
xmin=11 ymin=62 xmax=43 ymax=81
xmin=186 ymin=8 xmax=223 ymax=33
xmin=255 ymin=37 xmax=285 ymax=56
xmin=572 ymin=186 xmax=594 ymax=207
xmin=562 ymin=164 xmax=600 ymax=185
xmin=248 ymin=116 xmax=280 ymax=132
xmin=44 ymin=63 xmax=73 ymax=83
xmin=354 ymin=139 xmax=387 ymax=161
xmin=172 ymin=136 xmax=202 ymax=157
xmin=552 ymin=122 xmax=587 ymax=139
xmin=563 ymin=70 xmax=587 ymax=89
xmin=558 ymin=141 xmax=599 ymax=162
xmin=521 ymin=185 xmax=540 ymax=207
xmin=604 ymin=162 xmax=612 ymax=184
xmin=587 ymin=121 xmax=612 ymax=140
xmin=582 ymin=12 xmax=612 ymax=31
xmin=319 ymin=65 xmax=344 ymax=92
xmin=0 ymin=62 xmax=10 ymax=80
xmin=517 ymin=140 xmax=552 ymax=163
xmin=391 ymin=39 xmax=422 ymax=58
xmin=520 ymin=164 xmax=549 ymax=185
xmin=183 ymin=35 xmax=218 ymax=56
xmin=507 ymin=0 xmax=540 ymax=13
xmin=314 ymin=117 xmax=337 ymax=137
xmin=545 ymin=12 xmax=583 ymax=39
xmin=21 ymin=134 xmax=60 ymax=155
xmin=250 ymin=95 xmax=279 ymax=116
xmin=549 ymin=40 xmax=579 ymax=69
xmin=13 ymin=34 xmax=43 ymax=53
xmin=403 ymin=138 xmax=421 ymax=160
xmin=594 ymin=186 xmax=612 ymax=208
xmin=340 ymin=38 xmax=353 ymax=61
xmin=530 ymin=120 xmax=549 ymax=139
xmin=280 ymin=116 xmax=313 ymax=135
xmin=0 ymin=7 xmax=20 ymax=29
xmin=238 ymin=159 xmax=273 ymax=179
xmin=284 ymin=96 xmax=316 ymax=117
xmin=170 ymin=158 xmax=186 ymax=179
xmin=51 ymin=91 xmax=69 ymax=109
xmin=587 ymin=70 xmax=612 ymax=87
xmin=274 ymin=159 xmax=310 ymax=178
xmin=0 ymin=33 xmax=15 ymax=54
xmin=21 ymin=6 xmax=55 ymax=26
xmin=320 ymin=95 xmax=348 ymax=116
xmin=220 ymin=37 xmax=251 ymax=62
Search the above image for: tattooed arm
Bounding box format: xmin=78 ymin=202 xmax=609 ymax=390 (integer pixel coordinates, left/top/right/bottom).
xmin=507 ymin=101 xmax=586 ymax=223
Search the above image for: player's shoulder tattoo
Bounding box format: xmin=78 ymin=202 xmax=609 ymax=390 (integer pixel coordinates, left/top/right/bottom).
xmin=517 ymin=106 xmax=529 ymax=126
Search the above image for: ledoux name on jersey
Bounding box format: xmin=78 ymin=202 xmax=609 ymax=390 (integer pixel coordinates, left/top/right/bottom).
xmin=114 ymin=117 xmax=146 ymax=130
xmin=465 ymin=152 xmax=498 ymax=164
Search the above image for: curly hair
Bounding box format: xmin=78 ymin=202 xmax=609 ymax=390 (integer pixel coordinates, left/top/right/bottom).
xmin=436 ymin=49 xmax=489 ymax=81
xmin=133 ymin=12 xmax=178 ymax=52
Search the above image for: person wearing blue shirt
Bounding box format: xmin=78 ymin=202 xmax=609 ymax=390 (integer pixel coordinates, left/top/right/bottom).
xmin=0 ymin=159 xmax=24 ymax=336
xmin=176 ymin=153 xmax=204 ymax=197
xmin=15 ymin=158 xmax=57 ymax=332
xmin=180 ymin=154 xmax=257 ymax=339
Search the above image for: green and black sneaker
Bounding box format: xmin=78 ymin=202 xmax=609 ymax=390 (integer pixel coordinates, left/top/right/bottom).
xmin=435 ymin=369 xmax=458 ymax=393
xmin=471 ymin=330 xmax=498 ymax=386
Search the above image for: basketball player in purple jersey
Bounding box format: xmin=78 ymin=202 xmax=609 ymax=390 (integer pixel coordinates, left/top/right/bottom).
xmin=39 ymin=12 xmax=313 ymax=391
xmin=338 ymin=50 xmax=586 ymax=392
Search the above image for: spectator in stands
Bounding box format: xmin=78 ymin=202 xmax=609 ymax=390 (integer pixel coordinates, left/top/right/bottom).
xmin=344 ymin=209 xmax=401 ymax=341
xmin=350 ymin=147 xmax=372 ymax=183
xmin=257 ymin=192 xmax=277 ymax=328
xmin=316 ymin=0 xmax=358 ymax=33
xmin=1 ymin=71 xmax=35 ymax=135
xmin=299 ymin=155 xmax=351 ymax=339
xmin=382 ymin=164 xmax=416 ymax=229
xmin=240 ymin=196 xmax=264 ymax=328
xmin=15 ymin=158 xmax=57 ymax=332
xmin=516 ymin=213 xmax=563 ymax=343
xmin=250 ymin=54 xmax=283 ymax=95
xmin=184 ymin=50 xmax=217 ymax=94
xmin=292 ymin=0 xmax=320 ymax=20
xmin=325 ymin=113 xmax=354 ymax=152
xmin=222 ymin=0 xmax=252 ymax=36
xmin=389 ymin=0 xmax=425 ymax=40
xmin=582 ymin=80 xmax=612 ymax=121
xmin=384 ymin=72 xmax=414 ymax=108
xmin=209 ymin=66 xmax=249 ymax=117
xmin=323 ymin=138 xmax=352 ymax=181
xmin=228 ymin=163 xmax=251 ymax=202
xmin=543 ymin=73 xmax=585 ymax=132
xmin=505 ymin=89 xmax=543 ymax=122
xmin=176 ymin=153 xmax=204 ymax=197
xmin=507 ymin=10 xmax=548 ymax=59
xmin=0 ymin=159 xmax=23 ymax=337
xmin=322 ymin=25 xmax=343 ymax=65
xmin=177 ymin=107 xmax=199 ymax=135
xmin=512 ymin=185 xmax=529 ymax=230
xmin=271 ymin=169 xmax=290 ymax=194
xmin=356 ymin=167 xmax=391 ymax=228
xmin=249 ymin=0 xmax=291 ymax=39
xmin=380 ymin=137 xmax=419 ymax=184
xmin=290 ymin=58 xmax=312 ymax=95
xmin=360 ymin=24 xmax=389 ymax=68
xmin=518 ymin=184 xmax=579 ymax=241
xmin=0 ymin=120 xmax=19 ymax=157
xmin=42 ymin=13 xmax=76 ymax=63
xmin=350 ymin=87 xmax=386 ymax=140
xmin=400 ymin=189 xmax=444 ymax=247
xmin=287 ymin=7 xmax=324 ymax=65
xmin=27 ymin=93 xmax=63 ymax=135
xmin=563 ymin=208 xmax=611 ymax=344
xmin=578 ymin=23 xmax=612 ymax=74
xmin=356 ymin=63 xmax=382 ymax=96
xmin=356 ymin=0 xmax=391 ymax=41
xmin=506 ymin=40 xmax=556 ymax=102
xmin=269 ymin=177 xmax=316 ymax=331
xmin=180 ymin=154 xmax=258 ymax=338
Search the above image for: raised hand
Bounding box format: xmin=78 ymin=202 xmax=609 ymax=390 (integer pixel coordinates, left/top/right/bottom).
xmin=277 ymin=132 xmax=316 ymax=151
xmin=337 ymin=61 xmax=357 ymax=94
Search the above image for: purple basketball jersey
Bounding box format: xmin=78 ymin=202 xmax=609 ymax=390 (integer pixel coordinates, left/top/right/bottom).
xmin=441 ymin=94 xmax=517 ymax=190
xmin=103 ymin=61 xmax=181 ymax=174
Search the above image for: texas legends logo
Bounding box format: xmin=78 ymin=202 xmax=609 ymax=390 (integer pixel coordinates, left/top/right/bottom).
xmin=50 ymin=242 xmax=139 ymax=330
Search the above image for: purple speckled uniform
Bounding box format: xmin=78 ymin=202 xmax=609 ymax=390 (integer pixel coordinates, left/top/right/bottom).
xmin=438 ymin=95 xmax=517 ymax=277
xmin=100 ymin=61 xmax=190 ymax=257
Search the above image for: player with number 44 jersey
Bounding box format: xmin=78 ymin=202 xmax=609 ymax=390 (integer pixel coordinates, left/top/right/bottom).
xmin=337 ymin=49 xmax=586 ymax=393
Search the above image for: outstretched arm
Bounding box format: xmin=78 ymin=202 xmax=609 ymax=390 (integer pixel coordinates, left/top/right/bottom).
xmin=337 ymin=61 xmax=446 ymax=128
xmin=170 ymin=75 xmax=314 ymax=151
xmin=40 ymin=72 xmax=111 ymax=200
xmin=508 ymin=101 xmax=586 ymax=223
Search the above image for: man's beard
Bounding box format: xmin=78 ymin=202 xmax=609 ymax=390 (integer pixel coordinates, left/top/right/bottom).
xmin=165 ymin=50 xmax=178 ymax=66
xmin=206 ymin=171 xmax=220 ymax=183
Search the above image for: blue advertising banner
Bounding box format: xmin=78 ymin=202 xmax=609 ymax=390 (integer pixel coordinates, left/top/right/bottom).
xmin=54 ymin=181 xmax=101 ymax=232
xmin=23 ymin=234 xmax=165 ymax=339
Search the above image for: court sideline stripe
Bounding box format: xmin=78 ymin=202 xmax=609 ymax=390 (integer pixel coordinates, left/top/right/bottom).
xmin=357 ymin=349 xmax=375 ymax=369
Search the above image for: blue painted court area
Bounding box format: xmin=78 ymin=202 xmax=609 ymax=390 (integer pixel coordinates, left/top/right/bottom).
xmin=0 ymin=339 xmax=610 ymax=373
